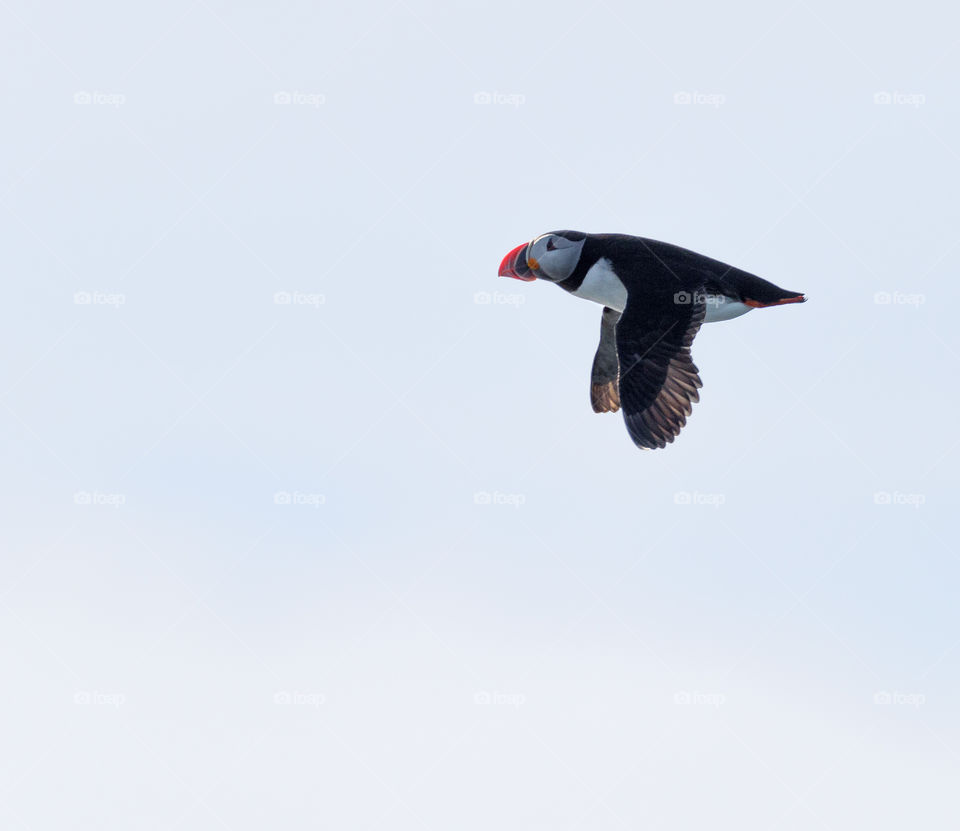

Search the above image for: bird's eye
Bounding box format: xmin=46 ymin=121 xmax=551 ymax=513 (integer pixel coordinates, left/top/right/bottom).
xmin=546 ymin=237 xmax=557 ymax=252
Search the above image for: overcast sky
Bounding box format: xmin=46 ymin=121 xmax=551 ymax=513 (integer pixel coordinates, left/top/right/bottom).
xmin=2 ymin=0 xmax=958 ymax=828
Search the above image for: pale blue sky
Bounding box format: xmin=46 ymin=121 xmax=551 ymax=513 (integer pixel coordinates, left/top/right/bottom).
xmin=1 ymin=1 xmax=958 ymax=828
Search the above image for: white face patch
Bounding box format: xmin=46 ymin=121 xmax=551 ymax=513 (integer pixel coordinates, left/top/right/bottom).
xmin=529 ymin=233 xmax=585 ymax=282
xmin=571 ymin=258 xmax=627 ymax=312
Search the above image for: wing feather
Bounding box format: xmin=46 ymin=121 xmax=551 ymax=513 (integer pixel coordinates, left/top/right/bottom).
xmin=615 ymin=296 xmax=705 ymax=449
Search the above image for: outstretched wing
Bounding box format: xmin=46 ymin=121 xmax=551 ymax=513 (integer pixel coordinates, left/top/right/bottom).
xmin=615 ymin=293 xmax=705 ymax=449
xmin=591 ymin=307 xmax=621 ymax=413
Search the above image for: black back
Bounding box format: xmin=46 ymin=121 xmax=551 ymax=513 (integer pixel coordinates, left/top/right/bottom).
xmin=557 ymin=233 xmax=801 ymax=305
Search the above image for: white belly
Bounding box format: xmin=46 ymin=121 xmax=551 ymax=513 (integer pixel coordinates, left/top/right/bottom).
xmin=703 ymin=296 xmax=752 ymax=323
xmin=571 ymin=258 xmax=627 ymax=311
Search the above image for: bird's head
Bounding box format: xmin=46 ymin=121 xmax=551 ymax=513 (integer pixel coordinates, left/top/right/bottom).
xmin=498 ymin=230 xmax=586 ymax=283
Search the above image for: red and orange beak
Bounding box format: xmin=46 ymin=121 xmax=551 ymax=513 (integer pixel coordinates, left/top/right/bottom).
xmin=498 ymin=243 xmax=536 ymax=281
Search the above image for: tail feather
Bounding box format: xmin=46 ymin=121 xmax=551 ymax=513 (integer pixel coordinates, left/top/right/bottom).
xmin=744 ymin=293 xmax=807 ymax=308
xmin=724 ymin=269 xmax=806 ymax=307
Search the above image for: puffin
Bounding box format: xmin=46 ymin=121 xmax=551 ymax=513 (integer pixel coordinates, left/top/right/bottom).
xmin=498 ymin=231 xmax=806 ymax=449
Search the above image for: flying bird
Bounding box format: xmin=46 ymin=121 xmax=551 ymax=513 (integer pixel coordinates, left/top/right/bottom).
xmin=499 ymin=231 xmax=806 ymax=449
